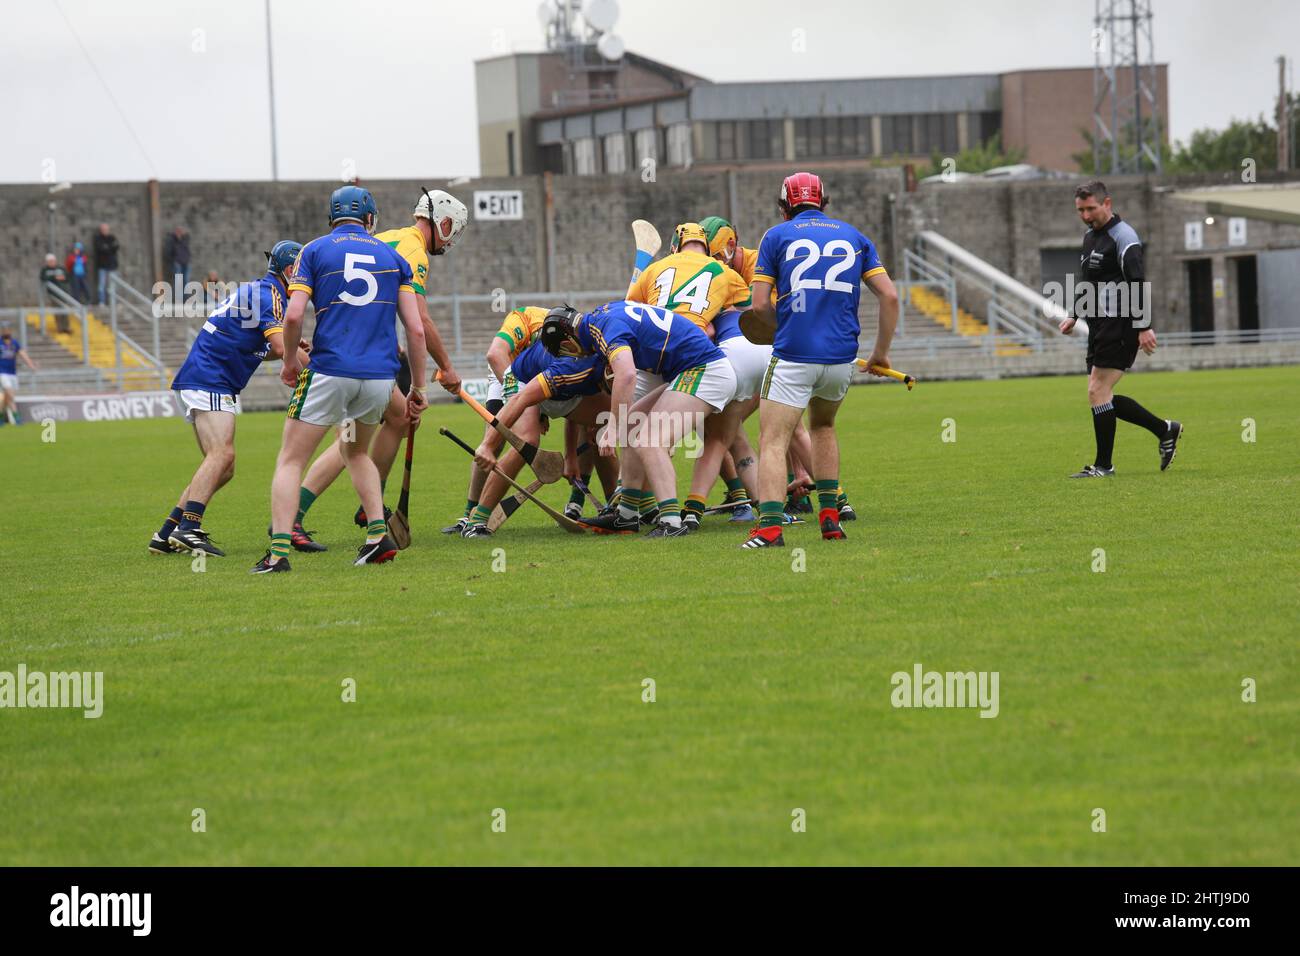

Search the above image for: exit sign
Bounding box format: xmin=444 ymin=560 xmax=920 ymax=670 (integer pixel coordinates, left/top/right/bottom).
xmin=473 ymin=190 xmax=524 ymax=221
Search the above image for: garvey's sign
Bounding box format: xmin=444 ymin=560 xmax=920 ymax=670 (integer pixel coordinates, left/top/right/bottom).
xmin=473 ymin=190 xmax=524 ymax=221
xmin=18 ymin=391 xmax=184 ymax=422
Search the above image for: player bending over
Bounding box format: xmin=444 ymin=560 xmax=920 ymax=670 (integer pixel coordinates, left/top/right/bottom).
xmin=288 ymin=189 xmax=464 ymax=550
xmin=150 ymin=241 xmax=308 ymax=557
xmin=441 ymin=304 xmax=551 ymax=535
xmin=541 ymin=300 xmax=737 ymax=538
xmin=742 ymin=172 xmax=898 ymax=549
xmin=464 ymin=340 xmax=613 ymax=537
xmin=1061 ymin=180 xmax=1182 ymax=478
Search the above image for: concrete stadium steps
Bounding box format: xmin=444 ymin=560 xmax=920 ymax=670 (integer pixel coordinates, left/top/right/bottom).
xmin=907 ymin=285 xmax=1031 ymax=356
xmin=24 ymin=312 xmax=162 ymax=389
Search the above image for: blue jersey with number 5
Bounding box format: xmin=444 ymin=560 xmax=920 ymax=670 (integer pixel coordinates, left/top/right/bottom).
xmin=577 ymin=300 xmax=722 ymax=379
xmin=754 ymin=209 xmax=886 ymax=364
xmin=288 ymin=222 xmax=413 ymax=379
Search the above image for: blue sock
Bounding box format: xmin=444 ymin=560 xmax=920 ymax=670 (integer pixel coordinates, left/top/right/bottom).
xmin=159 ymin=506 xmax=184 ymax=540
xmin=179 ymin=500 xmax=206 ymax=532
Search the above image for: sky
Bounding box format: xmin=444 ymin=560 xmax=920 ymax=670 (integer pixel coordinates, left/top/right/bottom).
xmin=3 ymin=0 xmax=1296 ymax=183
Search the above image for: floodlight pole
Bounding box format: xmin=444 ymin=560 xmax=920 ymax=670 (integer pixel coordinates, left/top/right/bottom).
xmin=266 ymin=0 xmax=279 ymax=180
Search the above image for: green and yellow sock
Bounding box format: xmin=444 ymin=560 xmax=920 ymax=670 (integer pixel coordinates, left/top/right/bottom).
xmin=837 ymin=488 xmax=849 ymax=509
xmin=366 ymin=518 xmax=387 ymax=544
xmin=618 ymin=489 xmax=643 ymax=521
xmin=461 ymin=498 xmax=477 ymax=519
xmin=816 ymin=478 xmax=839 ymax=512
xmin=657 ymin=497 xmax=681 ymax=527
xmin=639 ymin=493 xmax=660 ymax=516
xmin=723 ymin=476 xmax=746 ymax=502
xmin=684 ymin=494 xmax=706 ymax=519
xmin=296 ymin=486 xmax=317 ymax=525
xmin=270 ymin=532 xmax=291 ymax=561
xmin=469 ymin=504 xmax=492 ymax=526
xmin=759 ymin=501 xmax=785 ymax=529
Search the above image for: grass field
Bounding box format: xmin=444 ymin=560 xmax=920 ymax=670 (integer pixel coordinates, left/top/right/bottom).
xmin=1 ymin=366 xmax=1297 ymax=866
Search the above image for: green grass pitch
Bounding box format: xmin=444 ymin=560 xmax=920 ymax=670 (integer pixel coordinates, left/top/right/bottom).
xmin=1 ymin=366 xmax=1296 ymax=865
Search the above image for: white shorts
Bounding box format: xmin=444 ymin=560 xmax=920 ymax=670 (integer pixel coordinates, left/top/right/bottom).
xmin=287 ymin=370 xmax=394 ymax=426
xmin=486 ymin=376 xmax=504 ymax=404
xmin=178 ymin=388 xmax=241 ymax=424
xmin=719 ymin=337 xmax=772 ymax=403
xmin=540 ymin=395 xmax=582 ymax=418
xmin=0 ymin=373 xmax=17 ymax=392
xmin=760 ymin=357 xmax=853 ymax=407
xmin=634 ymin=369 xmax=666 ymax=403
xmin=667 ymin=358 xmax=738 ymax=413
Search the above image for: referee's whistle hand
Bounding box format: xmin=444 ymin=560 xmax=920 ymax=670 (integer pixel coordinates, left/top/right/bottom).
xmin=1139 ymin=329 xmax=1157 ymax=354
xmin=1059 ymin=318 xmax=1078 ymax=335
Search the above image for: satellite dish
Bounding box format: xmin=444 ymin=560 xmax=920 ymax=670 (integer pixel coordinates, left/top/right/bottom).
xmin=537 ymin=0 xmax=558 ymax=28
xmin=584 ymin=0 xmax=619 ymax=33
xmin=596 ymin=31 xmax=625 ymax=61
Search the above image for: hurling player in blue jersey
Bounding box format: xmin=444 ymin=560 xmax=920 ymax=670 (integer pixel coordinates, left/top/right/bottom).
xmin=256 ymin=186 xmax=447 ymax=573
xmin=742 ymin=172 xmax=899 ymax=549
xmin=462 ymin=340 xmax=615 ymax=537
xmin=541 ymin=299 xmax=737 ymax=537
xmin=0 ymin=326 xmax=39 ymax=425
xmin=150 ymin=240 xmax=309 ymax=557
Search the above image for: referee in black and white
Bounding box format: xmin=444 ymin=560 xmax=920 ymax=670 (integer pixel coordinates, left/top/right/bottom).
xmin=1059 ymin=180 xmax=1182 ymax=477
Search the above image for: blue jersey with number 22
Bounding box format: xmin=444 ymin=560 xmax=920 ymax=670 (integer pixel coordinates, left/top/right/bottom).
xmin=577 ymin=300 xmax=722 ymax=379
xmin=753 ymin=209 xmax=887 ymax=365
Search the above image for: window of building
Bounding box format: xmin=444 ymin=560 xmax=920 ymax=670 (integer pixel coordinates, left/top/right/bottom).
xmin=794 ymin=116 xmax=871 ymax=159
xmin=666 ymin=123 xmax=692 ymax=167
xmin=604 ymin=133 xmax=628 ymax=174
xmin=881 ymin=114 xmax=914 ymax=155
xmin=633 ymin=128 xmax=658 ymax=172
xmin=748 ymin=119 xmax=783 ymax=159
xmin=574 ymin=137 xmax=599 ymax=175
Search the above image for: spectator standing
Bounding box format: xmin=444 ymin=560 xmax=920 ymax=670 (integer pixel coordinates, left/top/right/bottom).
xmin=163 ymin=226 xmax=192 ymax=301
xmin=40 ymin=253 xmax=72 ymax=333
xmin=65 ymin=241 xmax=91 ymax=303
xmin=93 ymin=222 xmax=120 ymax=304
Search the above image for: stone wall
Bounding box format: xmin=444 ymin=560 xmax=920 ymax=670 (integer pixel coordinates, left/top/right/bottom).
xmin=5 ymin=168 xmax=1299 ymax=338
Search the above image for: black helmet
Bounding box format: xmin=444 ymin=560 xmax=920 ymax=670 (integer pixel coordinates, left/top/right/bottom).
xmin=540 ymin=305 xmax=581 ymax=355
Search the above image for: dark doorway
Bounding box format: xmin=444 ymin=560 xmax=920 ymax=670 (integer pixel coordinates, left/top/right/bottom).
xmin=507 ymin=131 xmax=517 ymax=177
xmin=1234 ymin=256 xmax=1259 ymax=341
xmin=1186 ymin=259 xmax=1214 ymax=341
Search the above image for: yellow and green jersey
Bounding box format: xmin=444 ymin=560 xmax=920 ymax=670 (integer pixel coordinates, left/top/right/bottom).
xmin=627 ymin=250 xmax=751 ymax=330
xmin=494 ymin=306 xmax=550 ymax=360
xmin=375 ymin=225 xmax=431 ymax=295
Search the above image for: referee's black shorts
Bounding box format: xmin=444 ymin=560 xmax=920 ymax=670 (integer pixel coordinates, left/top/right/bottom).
xmin=1086 ymin=319 xmax=1140 ymax=373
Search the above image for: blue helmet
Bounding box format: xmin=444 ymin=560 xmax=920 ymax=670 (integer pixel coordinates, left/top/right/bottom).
xmin=329 ymin=185 xmax=377 ymax=227
xmin=265 ymin=240 xmax=303 ymax=278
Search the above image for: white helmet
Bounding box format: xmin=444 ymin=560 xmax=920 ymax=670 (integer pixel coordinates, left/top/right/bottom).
xmin=414 ymin=188 xmax=468 ymax=255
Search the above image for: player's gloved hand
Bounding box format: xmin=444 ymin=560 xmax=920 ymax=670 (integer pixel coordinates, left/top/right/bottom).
xmin=474 ymin=442 xmax=497 ymax=474
xmin=1138 ymin=329 xmax=1157 ymax=354
xmin=280 ymin=356 xmax=302 ymax=388
xmin=1059 ymin=317 xmax=1078 ymax=335
xmin=864 ymin=352 xmax=891 ymax=376
xmin=407 ymin=387 xmax=428 ymax=424
xmin=437 ymin=366 xmax=462 ymax=394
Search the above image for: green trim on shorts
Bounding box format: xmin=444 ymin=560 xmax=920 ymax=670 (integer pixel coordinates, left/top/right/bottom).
xmin=287 ymin=368 xmax=314 ymax=420
xmin=670 ymin=365 xmax=705 ymax=397
xmin=502 ymin=370 xmax=519 ymax=399
xmin=759 ymin=353 xmax=779 ymax=400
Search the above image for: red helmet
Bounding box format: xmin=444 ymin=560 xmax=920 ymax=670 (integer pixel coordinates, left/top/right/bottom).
xmin=779 ymin=172 xmax=828 ymax=217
